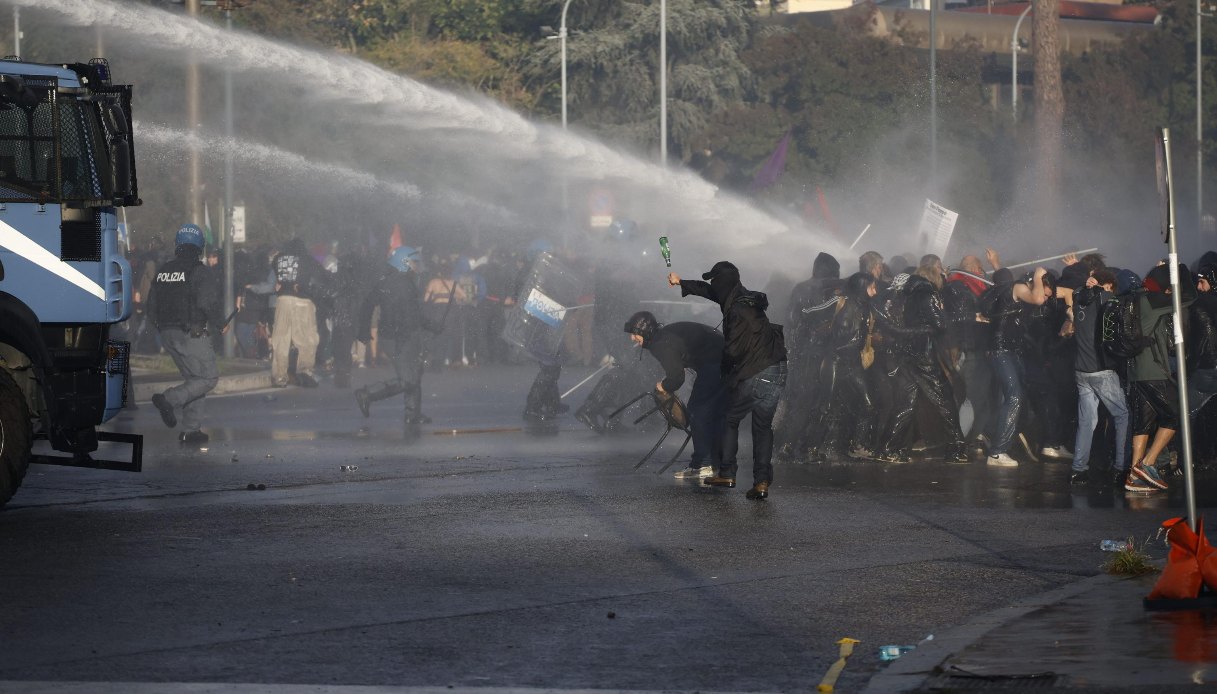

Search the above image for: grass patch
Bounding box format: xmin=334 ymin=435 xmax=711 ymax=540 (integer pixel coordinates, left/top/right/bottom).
xmin=1102 ymin=536 xmax=1158 ymax=577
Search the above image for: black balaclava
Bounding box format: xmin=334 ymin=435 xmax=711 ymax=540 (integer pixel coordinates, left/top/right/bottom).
xmin=702 ymin=261 xmax=741 ymax=303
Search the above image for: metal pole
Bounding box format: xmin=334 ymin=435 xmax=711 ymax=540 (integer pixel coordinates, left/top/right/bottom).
xmin=1199 ymin=0 xmax=1204 ymax=246
xmin=13 ymin=6 xmax=19 ymax=57
xmin=223 ymin=7 xmax=235 ymax=358
xmin=186 ymin=0 xmax=202 ymax=226
xmin=1012 ymin=4 xmax=1033 ymax=123
xmin=1164 ymin=128 xmax=1199 ymax=530
xmin=559 ymin=0 xmax=573 ymax=252
xmin=929 ymin=0 xmax=937 ymax=183
xmin=560 ymin=0 xmax=572 ymax=130
xmin=660 ymin=0 xmax=667 ymax=167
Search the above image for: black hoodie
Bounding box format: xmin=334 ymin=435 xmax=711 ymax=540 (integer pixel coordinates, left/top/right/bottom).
xmin=679 ymin=261 xmax=787 ymax=386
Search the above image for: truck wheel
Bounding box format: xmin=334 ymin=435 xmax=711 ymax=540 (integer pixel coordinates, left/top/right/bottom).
xmin=0 ymin=369 xmax=32 ymax=506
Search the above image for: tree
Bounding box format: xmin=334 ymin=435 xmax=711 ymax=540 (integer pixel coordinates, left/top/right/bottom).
xmin=524 ymin=0 xmax=757 ymax=158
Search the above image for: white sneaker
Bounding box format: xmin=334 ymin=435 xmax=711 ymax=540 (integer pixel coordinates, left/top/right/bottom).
xmin=674 ymin=465 xmax=714 ymax=479
xmin=1040 ymin=446 xmax=1074 ymax=460
xmin=988 ymin=453 xmax=1018 ymax=467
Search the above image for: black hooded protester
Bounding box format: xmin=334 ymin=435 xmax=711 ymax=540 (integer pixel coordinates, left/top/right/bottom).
xmin=623 ymin=311 xmax=728 ymax=479
xmin=775 ymin=253 xmax=843 ymax=460
xmin=330 ymin=244 xmax=375 ymax=389
xmin=815 ymin=272 xmax=878 ymax=458
xmin=870 ymin=261 xmax=968 ymax=463
xmin=941 ymin=256 xmax=995 ymax=449
xmin=669 ymin=262 xmax=787 ymax=500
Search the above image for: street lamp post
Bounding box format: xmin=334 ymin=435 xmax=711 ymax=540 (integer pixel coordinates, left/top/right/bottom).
xmin=1011 ymin=4 xmax=1033 ymax=122
xmin=12 ymin=7 xmax=19 ymax=57
xmin=660 ymin=0 xmax=667 ymax=167
xmin=1198 ymin=0 xmax=1205 ymax=246
xmin=560 ymin=0 xmax=573 ymax=130
xmin=222 ymin=3 xmax=235 ymax=357
xmin=929 ymin=0 xmax=937 ymax=184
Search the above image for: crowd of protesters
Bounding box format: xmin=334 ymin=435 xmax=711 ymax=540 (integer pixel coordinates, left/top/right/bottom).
xmin=124 ymin=226 xmax=1217 ymax=498
xmin=771 ymin=245 xmax=1217 ymax=494
xmin=123 ymin=238 xmax=544 ymax=386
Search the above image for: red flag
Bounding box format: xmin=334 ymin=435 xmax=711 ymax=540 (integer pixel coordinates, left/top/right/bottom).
xmin=388 ymin=223 xmax=403 ymax=256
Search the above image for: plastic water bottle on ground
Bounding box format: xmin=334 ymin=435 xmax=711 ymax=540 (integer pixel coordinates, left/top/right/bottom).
xmin=878 ymin=645 xmax=915 ymax=661
xmin=1100 ymin=539 xmax=1129 ymax=552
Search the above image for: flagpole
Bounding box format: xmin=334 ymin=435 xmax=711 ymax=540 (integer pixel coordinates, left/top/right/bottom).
xmin=848 ymin=224 xmax=872 ymax=251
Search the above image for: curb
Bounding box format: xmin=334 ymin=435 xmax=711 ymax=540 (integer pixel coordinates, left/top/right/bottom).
xmin=859 ymin=572 xmax=1121 ymax=694
xmin=131 ymin=369 xmax=272 ymax=403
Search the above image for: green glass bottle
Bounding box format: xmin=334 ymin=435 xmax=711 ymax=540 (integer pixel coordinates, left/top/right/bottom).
xmin=659 ymin=236 xmax=671 ymax=267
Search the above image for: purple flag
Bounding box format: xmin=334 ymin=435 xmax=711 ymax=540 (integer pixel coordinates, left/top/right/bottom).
xmin=751 ymin=129 xmax=792 ymax=191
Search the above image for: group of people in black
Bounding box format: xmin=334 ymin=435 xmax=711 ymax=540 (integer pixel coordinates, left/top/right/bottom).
xmin=756 ymin=246 xmax=1217 ymax=495
xmin=605 ymin=242 xmax=1217 ymax=500
xmin=141 ymin=222 xmax=1217 ymax=501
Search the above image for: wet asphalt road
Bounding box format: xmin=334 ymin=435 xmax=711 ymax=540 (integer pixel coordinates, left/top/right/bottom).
xmin=1 ymin=364 xmax=1212 ymax=692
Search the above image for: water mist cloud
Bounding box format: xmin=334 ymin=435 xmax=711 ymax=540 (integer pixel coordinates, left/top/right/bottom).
xmin=11 ymin=0 xmax=814 ymax=255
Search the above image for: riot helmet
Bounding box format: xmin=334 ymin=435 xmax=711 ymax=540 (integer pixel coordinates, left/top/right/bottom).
xmin=389 ymin=246 xmax=421 ymax=273
xmin=175 ymin=223 xmax=205 ymax=252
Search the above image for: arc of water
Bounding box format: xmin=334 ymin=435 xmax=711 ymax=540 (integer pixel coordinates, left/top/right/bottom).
xmin=13 ymin=0 xmax=800 ymax=246
xmin=135 ymin=121 xmax=522 ymax=223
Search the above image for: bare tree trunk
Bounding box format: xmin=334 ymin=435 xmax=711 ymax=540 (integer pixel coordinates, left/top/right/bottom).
xmin=1032 ymin=0 xmax=1064 ymax=233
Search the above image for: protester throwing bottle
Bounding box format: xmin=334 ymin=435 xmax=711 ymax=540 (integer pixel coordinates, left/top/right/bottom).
xmin=668 ymin=262 xmax=787 ymax=499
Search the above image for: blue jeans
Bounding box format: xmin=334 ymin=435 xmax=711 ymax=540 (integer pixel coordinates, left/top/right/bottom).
xmin=1073 ymin=370 xmax=1129 ymax=473
xmin=988 ymin=351 xmax=1024 ymax=455
xmin=687 ymin=363 xmax=727 ymax=468
xmin=721 ymin=362 xmax=787 ymax=484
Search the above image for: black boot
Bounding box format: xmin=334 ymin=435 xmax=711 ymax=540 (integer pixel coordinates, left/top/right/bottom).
xmin=356 ymin=381 xmax=406 ymax=418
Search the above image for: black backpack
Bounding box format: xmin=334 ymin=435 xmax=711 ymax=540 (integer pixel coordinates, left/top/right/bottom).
xmin=1101 ymin=293 xmax=1149 ymax=360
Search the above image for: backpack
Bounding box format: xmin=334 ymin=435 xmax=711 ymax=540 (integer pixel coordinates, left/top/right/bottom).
xmin=1101 ymin=294 xmax=1149 ymax=360
xmin=454 ymin=274 xmax=478 ymax=306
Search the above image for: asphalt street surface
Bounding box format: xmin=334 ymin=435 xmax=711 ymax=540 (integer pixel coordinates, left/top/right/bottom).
xmin=2 ymin=364 xmax=1212 ymax=692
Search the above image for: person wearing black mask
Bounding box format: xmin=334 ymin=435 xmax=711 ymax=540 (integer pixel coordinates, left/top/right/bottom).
xmin=624 ymin=311 xmax=727 ymax=479
xmin=817 ymin=272 xmax=878 ymax=458
xmin=777 ymin=252 xmax=843 ymax=461
xmin=668 ymin=262 xmax=787 ymax=499
xmin=871 ymin=259 xmax=968 ymax=463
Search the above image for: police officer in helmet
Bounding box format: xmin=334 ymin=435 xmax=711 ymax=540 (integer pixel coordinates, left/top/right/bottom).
xmin=356 ymin=246 xmax=440 ymax=440
xmin=147 ymin=224 xmax=226 ymax=445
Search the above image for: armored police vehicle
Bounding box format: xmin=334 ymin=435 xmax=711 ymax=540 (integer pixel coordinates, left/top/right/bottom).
xmin=0 ymin=58 xmax=141 ymax=506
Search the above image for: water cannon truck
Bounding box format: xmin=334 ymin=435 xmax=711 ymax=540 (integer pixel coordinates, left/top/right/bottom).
xmin=0 ymin=57 xmax=142 ymax=506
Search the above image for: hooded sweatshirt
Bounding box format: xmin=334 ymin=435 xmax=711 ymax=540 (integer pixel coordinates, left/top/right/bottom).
xmin=679 ymin=261 xmax=787 ymax=386
xmin=787 ymin=252 xmax=841 ymax=325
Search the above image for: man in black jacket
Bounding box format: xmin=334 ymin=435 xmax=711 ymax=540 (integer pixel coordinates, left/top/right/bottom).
xmin=669 ymin=262 xmax=787 ymax=499
xmin=871 ymin=263 xmax=968 ymax=463
xmin=1069 ymin=269 xmax=1129 ymax=484
xmin=147 ymin=224 xmax=226 ymax=446
xmin=778 ymin=252 xmax=842 ymax=460
xmin=624 ymin=311 xmax=727 ymax=479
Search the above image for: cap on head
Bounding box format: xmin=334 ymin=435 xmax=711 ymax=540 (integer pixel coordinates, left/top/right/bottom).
xmin=623 ymin=310 xmax=661 ymax=344
xmin=388 ymin=246 xmax=420 ymax=272
xmin=701 ymin=260 xmax=737 ymax=281
xmin=175 ymin=223 xmax=205 ymax=250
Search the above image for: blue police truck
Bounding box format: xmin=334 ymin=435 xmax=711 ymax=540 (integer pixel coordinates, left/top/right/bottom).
xmin=0 ymin=58 xmax=142 ymax=505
